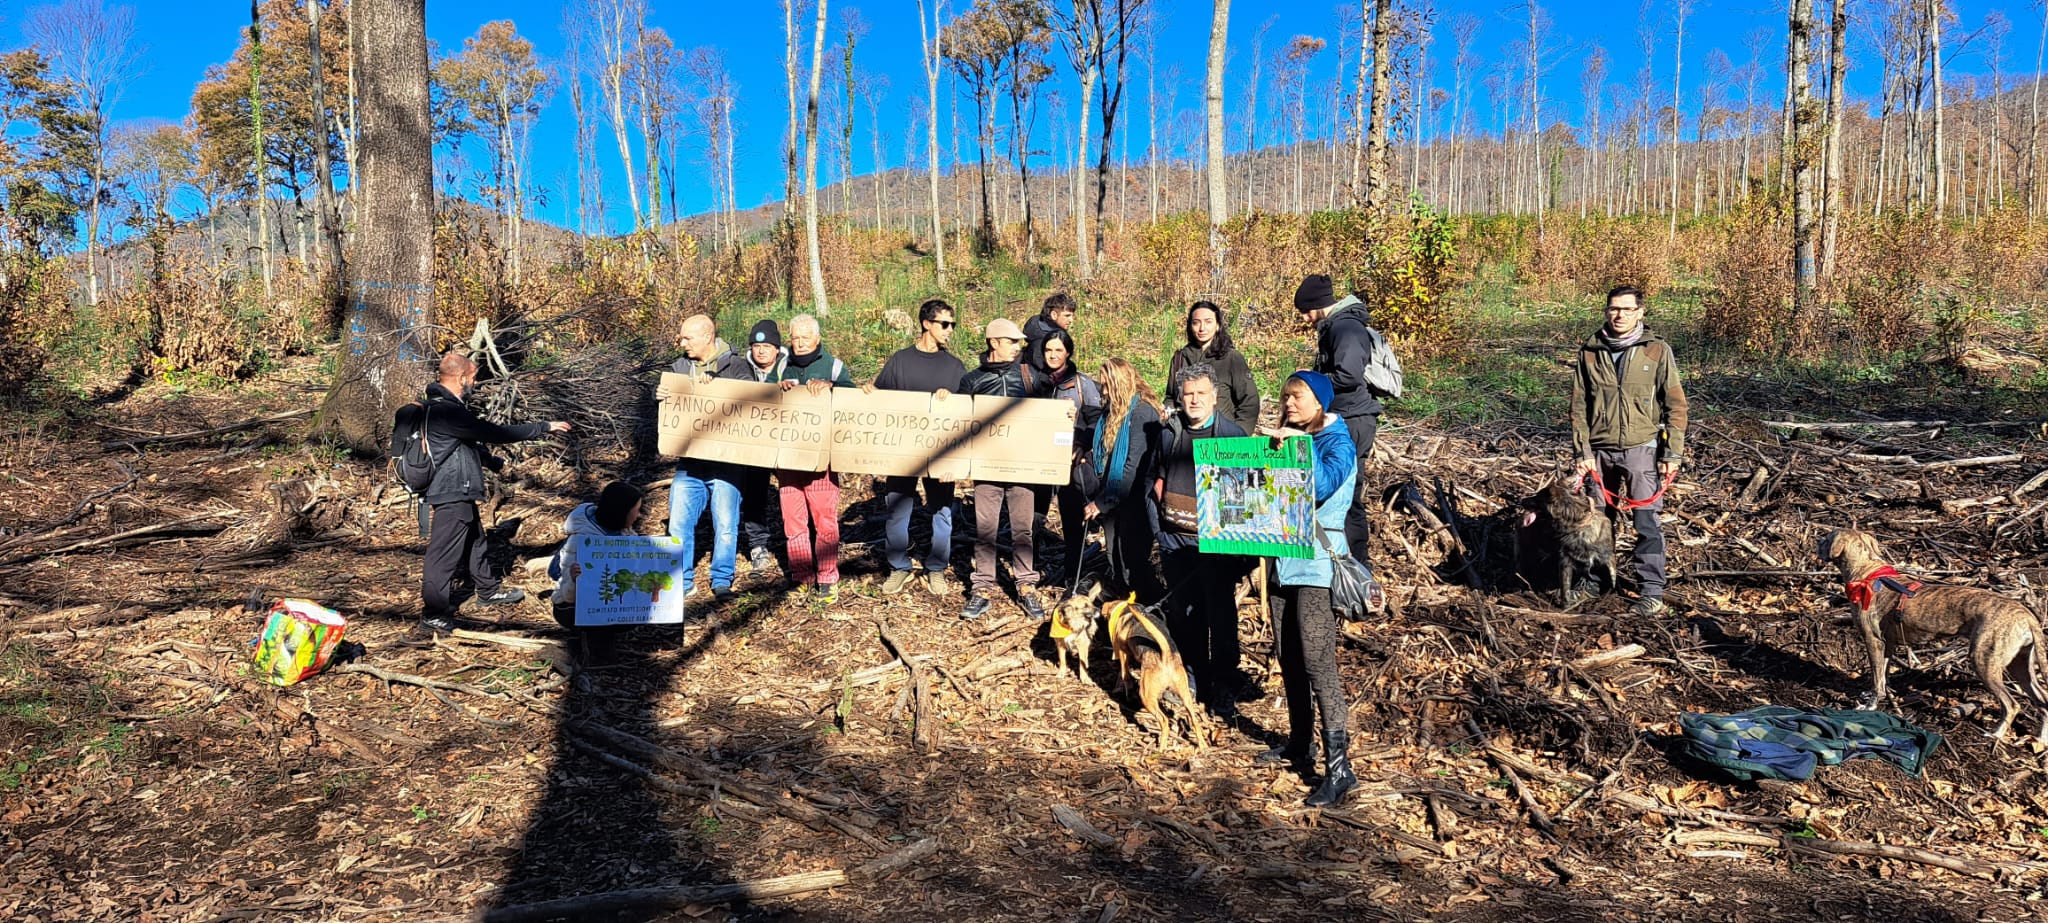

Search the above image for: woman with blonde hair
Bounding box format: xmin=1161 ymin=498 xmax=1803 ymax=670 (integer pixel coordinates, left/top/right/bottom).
xmin=1085 ymin=357 xmax=1165 ymax=601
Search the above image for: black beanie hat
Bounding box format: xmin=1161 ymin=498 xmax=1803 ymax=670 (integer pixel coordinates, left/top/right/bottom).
xmin=1294 ymin=274 xmax=1337 ymax=312
xmin=749 ymin=319 xmax=782 ymax=349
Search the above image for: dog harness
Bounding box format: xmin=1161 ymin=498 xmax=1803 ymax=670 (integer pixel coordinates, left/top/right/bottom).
xmin=1106 ymin=594 xmax=1168 ymax=647
xmin=1845 ymin=565 xmax=1923 ymax=611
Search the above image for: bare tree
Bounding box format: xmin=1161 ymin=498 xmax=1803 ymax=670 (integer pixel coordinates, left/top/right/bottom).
xmin=589 ymin=0 xmax=647 ymax=232
xmin=916 ymin=0 xmax=949 ymax=283
xmin=1823 ymin=0 xmax=1847 ymax=277
xmin=1053 ymin=0 xmax=1104 ymax=278
xmin=320 ymin=0 xmax=433 ymax=452
xmin=1205 ymin=0 xmax=1229 ymax=278
xmin=804 ymin=0 xmax=831 ymax=314
xmin=27 ymin=0 xmax=143 ymax=308
xmin=1929 ymin=0 xmax=1947 ymax=216
xmin=1363 ymin=0 xmax=1392 ymax=217
xmin=303 ymin=0 xmax=344 ymax=285
xmin=1790 ymin=0 xmax=1820 ymax=346
xmin=1667 ymin=0 xmax=1691 ymax=243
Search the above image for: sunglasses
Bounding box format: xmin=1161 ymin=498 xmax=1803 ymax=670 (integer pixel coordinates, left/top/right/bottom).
xmin=931 ymin=320 xmax=956 ymax=329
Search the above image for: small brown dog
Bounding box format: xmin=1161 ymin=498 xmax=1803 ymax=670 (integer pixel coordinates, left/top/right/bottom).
xmin=1105 ymin=593 xmax=1208 ymax=750
xmin=1819 ymin=528 xmax=2048 ymax=742
xmin=1051 ymin=582 xmax=1103 ymax=679
xmin=1518 ymin=476 xmax=1616 ymax=607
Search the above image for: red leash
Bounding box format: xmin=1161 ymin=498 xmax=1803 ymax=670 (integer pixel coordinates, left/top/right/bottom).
xmin=1582 ymin=468 xmax=1678 ymax=513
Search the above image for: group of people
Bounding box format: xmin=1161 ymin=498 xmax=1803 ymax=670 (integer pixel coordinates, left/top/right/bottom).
xmin=407 ymin=277 xmax=1688 ymax=808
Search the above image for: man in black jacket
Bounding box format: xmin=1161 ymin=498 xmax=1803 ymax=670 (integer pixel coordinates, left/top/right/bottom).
xmin=867 ymin=299 xmax=966 ymax=598
xmin=406 ymin=352 xmax=569 ymax=638
xmin=958 ymin=318 xmax=1066 ymax=621
xmin=1296 ymin=274 xmax=1384 ymax=609
xmin=1153 ymin=362 xmax=1249 ymax=709
xmin=656 ymin=315 xmax=751 ymax=602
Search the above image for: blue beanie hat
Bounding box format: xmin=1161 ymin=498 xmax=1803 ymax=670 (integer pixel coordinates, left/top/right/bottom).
xmin=1288 ymin=370 xmax=1336 ymax=413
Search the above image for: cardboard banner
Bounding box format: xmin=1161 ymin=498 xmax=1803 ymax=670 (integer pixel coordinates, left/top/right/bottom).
xmin=658 ymin=376 xmax=1071 ymax=485
xmin=1194 ymin=435 xmax=1315 ymax=559
xmin=573 ymin=535 xmax=689 ymax=627
xmin=969 ymin=395 xmax=1076 ymax=484
xmin=830 ymin=388 xmax=978 ymax=478
xmin=657 ymin=374 xmax=831 ymax=471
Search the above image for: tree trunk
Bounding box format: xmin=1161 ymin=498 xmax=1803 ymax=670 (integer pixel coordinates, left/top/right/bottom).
xmin=307 ymin=0 xmax=345 ymax=286
xmin=1363 ymin=0 xmax=1393 ymax=218
xmin=1075 ymin=47 xmax=1098 ymax=279
xmin=249 ymin=1 xmax=275 ymax=305
xmin=1789 ymin=0 xmax=1820 ymax=350
xmin=1668 ymin=1 xmax=1687 ymax=245
xmin=916 ymin=0 xmax=946 ymax=285
xmin=1822 ymin=0 xmax=1846 ymax=278
xmin=1092 ymin=2 xmax=1130 ymax=262
xmin=803 ymin=0 xmax=830 ymax=315
xmin=1205 ymin=0 xmax=1229 ymax=283
xmin=1928 ymin=0 xmax=1946 ymax=217
xmin=319 ymin=0 xmax=434 ymax=453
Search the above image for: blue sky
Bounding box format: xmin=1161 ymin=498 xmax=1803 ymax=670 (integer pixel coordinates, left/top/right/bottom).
xmin=19 ymin=0 xmax=2042 ymax=234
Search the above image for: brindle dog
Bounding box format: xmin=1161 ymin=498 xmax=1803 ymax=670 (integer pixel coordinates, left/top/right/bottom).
xmin=1820 ymin=529 xmax=2048 ymax=743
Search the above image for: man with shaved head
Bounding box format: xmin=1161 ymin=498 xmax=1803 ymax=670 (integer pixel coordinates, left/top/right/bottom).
xmin=656 ymin=313 xmax=751 ymax=602
xmin=404 ymin=349 xmax=569 ymax=641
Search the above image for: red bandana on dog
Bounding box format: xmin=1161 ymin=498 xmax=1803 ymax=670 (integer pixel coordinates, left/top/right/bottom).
xmin=1845 ymin=565 xmax=1923 ymax=611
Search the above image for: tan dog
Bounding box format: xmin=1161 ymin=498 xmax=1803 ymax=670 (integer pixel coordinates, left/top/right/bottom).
xmin=1105 ymin=593 xmax=1208 ymax=750
xmin=1819 ymin=529 xmax=2048 ymax=742
xmin=1051 ymin=583 xmax=1103 ymax=679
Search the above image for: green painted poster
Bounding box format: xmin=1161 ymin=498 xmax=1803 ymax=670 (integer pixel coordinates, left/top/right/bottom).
xmin=1194 ymin=436 xmax=1315 ymax=560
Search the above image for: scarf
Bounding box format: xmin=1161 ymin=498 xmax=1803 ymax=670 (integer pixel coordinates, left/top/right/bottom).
xmin=1093 ymin=397 xmax=1139 ymax=500
xmin=787 ymin=347 xmax=823 ymax=369
xmin=1597 ymin=324 xmax=1645 ymax=352
xmin=1846 ymin=565 xmax=1923 ymax=611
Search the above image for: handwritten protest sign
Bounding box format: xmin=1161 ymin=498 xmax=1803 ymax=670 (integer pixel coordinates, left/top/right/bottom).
xmin=572 ymin=535 xmax=689 ymax=627
xmin=969 ymin=396 xmax=1075 ymax=484
xmin=830 ymin=388 xmax=978 ymax=478
xmin=658 ymin=377 xmax=1070 ymax=484
xmin=656 ymin=374 xmax=831 ymax=471
xmin=1194 ymin=436 xmax=1314 ymax=559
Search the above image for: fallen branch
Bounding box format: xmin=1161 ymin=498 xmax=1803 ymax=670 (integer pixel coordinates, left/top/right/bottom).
xmin=100 ymin=408 xmax=314 ymax=450
xmin=1570 ymin=644 xmax=1646 ymax=672
xmin=1051 ymin=803 xmax=1117 ymax=849
xmin=1783 ymin=835 xmax=2001 ymax=879
xmin=1764 ymin=419 xmax=1948 ymax=432
xmin=877 ymin=623 xmax=937 ymax=752
xmin=477 ymin=836 xmax=939 ymax=923
xmin=0 ymin=514 xmax=230 ymax=566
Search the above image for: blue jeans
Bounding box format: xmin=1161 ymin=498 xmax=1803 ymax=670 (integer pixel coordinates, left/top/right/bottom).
xmin=670 ymin=468 xmax=742 ymax=592
xmin=884 ymin=476 xmax=955 ymax=573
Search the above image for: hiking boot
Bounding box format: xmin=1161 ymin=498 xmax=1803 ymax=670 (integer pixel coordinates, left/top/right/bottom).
xmin=816 ymin=583 xmax=839 ymax=605
xmin=960 ymin=595 xmax=992 ymax=620
xmin=712 ymin=585 xmax=736 ymax=604
xmin=926 ymin=570 xmax=955 ymax=598
xmin=1019 ymin=590 xmax=1046 ymax=621
xmin=1631 ymin=596 xmax=1670 ymax=618
xmin=881 ymin=570 xmax=914 ymax=596
xmin=748 ymin=547 xmax=777 ymax=572
xmin=477 ymin=588 xmax=526 ymax=607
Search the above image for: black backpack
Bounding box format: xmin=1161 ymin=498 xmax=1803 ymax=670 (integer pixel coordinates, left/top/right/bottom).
xmin=390 ymin=401 xmax=447 ymax=494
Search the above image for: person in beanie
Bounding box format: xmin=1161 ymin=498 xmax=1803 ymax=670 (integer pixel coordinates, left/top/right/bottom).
xmin=1257 ymin=370 xmax=1359 ymax=807
xmin=868 ymin=299 xmax=967 ymax=598
xmin=736 ymin=319 xmax=787 ymax=573
xmin=1294 ymin=274 xmax=1383 ymax=611
xmin=776 ymin=314 xmax=856 ymax=603
xmin=405 ymin=351 xmax=570 ymax=641
xmin=1570 ymin=284 xmax=1689 ymax=617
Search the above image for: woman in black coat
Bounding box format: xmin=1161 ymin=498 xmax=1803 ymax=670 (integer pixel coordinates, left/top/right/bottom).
xmin=1164 ymin=300 xmax=1260 ymax=435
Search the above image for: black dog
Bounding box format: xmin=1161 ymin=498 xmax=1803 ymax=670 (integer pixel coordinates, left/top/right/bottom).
xmin=1517 ymin=477 xmax=1616 ymax=608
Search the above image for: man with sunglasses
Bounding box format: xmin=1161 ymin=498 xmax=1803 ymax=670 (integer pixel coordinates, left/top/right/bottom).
xmin=868 ymin=298 xmax=968 ymax=598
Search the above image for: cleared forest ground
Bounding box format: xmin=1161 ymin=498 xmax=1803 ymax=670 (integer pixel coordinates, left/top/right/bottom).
xmin=3 ymin=342 xmax=2048 ymax=922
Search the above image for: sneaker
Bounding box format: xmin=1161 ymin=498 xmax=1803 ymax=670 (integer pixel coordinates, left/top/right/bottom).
xmin=960 ymin=595 xmax=992 ymax=620
xmin=926 ymin=571 xmax=955 ymax=598
xmin=1631 ymin=596 xmax=1670 ymax=618
xmin=1019 ymin=590 xmax=1045 ymax=621
xmin=712 ymin=585 xmax=736 ymax=603
xmin=748 ymin=547 xmax=777 ymax=572
xmin=817 ymin=583 xmax=839 ymax=605
xmin=477 ymin=588 xmax=526 ymax=607
xmin=881 ymin=570 xmax=914 ymax=595
xmin=399 ymin=617 xmax=456 ymax=647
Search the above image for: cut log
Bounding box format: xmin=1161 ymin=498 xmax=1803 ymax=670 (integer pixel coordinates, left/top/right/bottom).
xmin=1570 ymin=644 xmax=1646 ymax=672
xmin=476 ymin=836 xmax=938 ymax=923
xmin=100 ymin=409 xmax=315 ymax=450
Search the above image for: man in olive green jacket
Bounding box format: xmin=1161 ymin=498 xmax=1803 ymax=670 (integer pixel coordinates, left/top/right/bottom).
xmin=1570 ymin=284 xmax=1689 ymax=616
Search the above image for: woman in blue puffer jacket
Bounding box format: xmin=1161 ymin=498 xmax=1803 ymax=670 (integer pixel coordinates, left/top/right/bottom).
xmin=1259 ymin=371 xmax=1359 ymax=807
